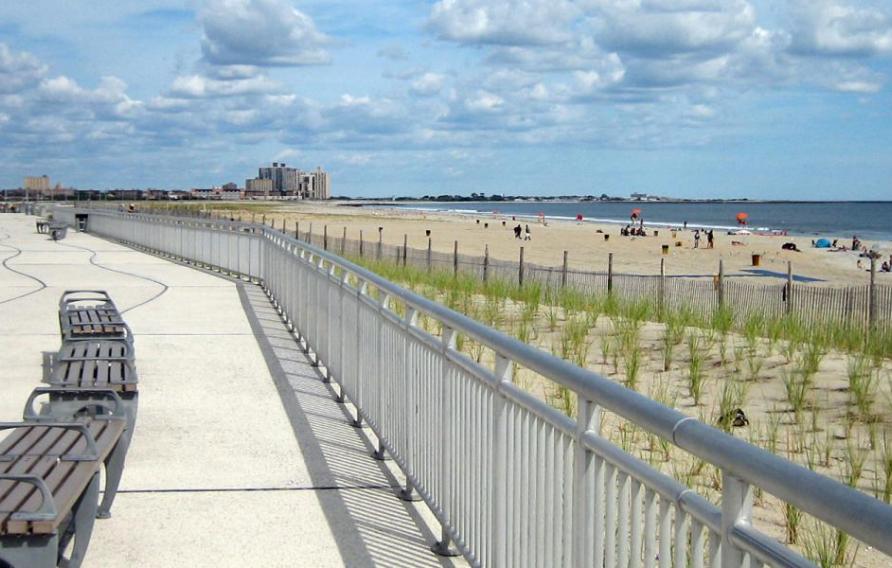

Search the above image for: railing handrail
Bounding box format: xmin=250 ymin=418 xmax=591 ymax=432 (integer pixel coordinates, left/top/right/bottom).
xmin=60 ymin=205 xmax=892 ymax=560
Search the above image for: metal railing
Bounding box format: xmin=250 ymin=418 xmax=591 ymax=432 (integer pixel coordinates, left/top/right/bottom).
xmin=52 ymin=206 xmax=892 ymax=567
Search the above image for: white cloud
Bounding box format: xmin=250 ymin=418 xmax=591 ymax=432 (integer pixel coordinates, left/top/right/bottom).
xmin=0 ymin=43 xmax=48 ymax=94
xmin=428 ymin=0 xmax=577 ymax=45
xmin=595 ymin=0 xmax=757 ymax=55
xmin=789 ymin=1 xmax=892 ymax=56
xmin=410 ymin=73 xmax=446 ymax=96
xmin=168 ymin=72 xmax=280 ymax=97
xmin=200 ymin=0 xmax=331 ymax=66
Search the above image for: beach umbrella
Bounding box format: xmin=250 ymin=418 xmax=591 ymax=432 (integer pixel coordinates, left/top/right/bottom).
xmin=631 ymin=207 xmax=641 ymax=220
xmin=576 ymin=213 xmax=584 ymax=221
xmin=815 ymin=238 xmax=831 ymax=248
xmin=537 ymin=211 xmax=545 ymax=224
xmin=736 ymin=212 xmax=749 ymax=225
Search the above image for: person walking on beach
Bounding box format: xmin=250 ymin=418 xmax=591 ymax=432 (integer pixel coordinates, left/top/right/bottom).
xmin=707 ymin=230 xmax=714 ymax=249
xmin=524 ymin=224 xmax=532 ymax=241
xmin=514 ymin=224 xmax=522 ymax=239
xmin=694 ymin=229 xmax=701 ymax=249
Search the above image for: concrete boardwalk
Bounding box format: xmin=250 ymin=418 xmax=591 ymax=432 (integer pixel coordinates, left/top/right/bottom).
xmin=0 ymin=214 xmax=460 ymax=567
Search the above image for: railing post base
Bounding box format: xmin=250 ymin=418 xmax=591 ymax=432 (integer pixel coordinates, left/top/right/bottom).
xmin=371 ymin=441 xmax=387 ymax=461
xmin=398 ymin=483 xmax=422 ymax=502
xmin=431 ymin=528 xmax=460 ymax=557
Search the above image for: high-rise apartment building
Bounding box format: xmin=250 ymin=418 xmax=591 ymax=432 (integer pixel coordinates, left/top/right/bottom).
xmin=298 ymin=167 xmax=331 ymax=200
xmin=248 ymin=162 xmax=331 ymax=199
xmin=258 ymin=162 xmax=299 ymax=195
xmin=24 ymin=175 xmax=50 ymax=191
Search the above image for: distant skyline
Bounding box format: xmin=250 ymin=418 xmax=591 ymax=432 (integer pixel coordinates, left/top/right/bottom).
xmin=1 ymin=1 xmax=891 ymax=199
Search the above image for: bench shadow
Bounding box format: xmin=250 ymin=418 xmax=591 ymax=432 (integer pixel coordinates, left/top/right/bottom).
xmin=237 ymin=284 xmax=459 ymax=568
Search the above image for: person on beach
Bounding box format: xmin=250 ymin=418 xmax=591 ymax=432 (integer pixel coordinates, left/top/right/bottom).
xmin=694 ymin=229 xmax=701 ymax=248
xmin=707 ymin=230 xmax=714 ymax=249
xmin=683 ymin=221 xmax=688 ymax=230
xmin=524 ymin=225 xmax=532 ymax=241
xmin=514 ymin=224 xmax=522 ymax=239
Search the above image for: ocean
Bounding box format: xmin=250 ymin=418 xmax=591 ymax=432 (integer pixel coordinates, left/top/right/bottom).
xmin=383 ymin=201 xmax=892 ymax=243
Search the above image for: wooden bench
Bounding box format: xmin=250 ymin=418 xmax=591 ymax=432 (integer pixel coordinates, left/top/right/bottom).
xmin=58 ymin=291 xmax=133 ymax=346
xmin=47 ymin=339 xmax=138 ymax=519
xmin=23 ymin=387 xmax=134 ymax=522
xmin=35 ymin=220 xmax=50 ymax=234
xmin=0 ymin=408 xmax=125 ymax=568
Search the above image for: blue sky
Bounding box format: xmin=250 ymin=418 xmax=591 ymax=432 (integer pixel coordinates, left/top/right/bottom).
xmin=1 ymin=0 xmax=890 ymax=199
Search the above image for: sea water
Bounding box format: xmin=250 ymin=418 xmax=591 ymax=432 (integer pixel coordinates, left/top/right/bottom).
xmin=384 ymin=201 xmax=892 ymax=243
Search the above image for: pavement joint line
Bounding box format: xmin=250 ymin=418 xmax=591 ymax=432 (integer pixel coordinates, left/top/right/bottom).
xmin=54 ymin=240 xmax=171 ymax=314
xmin=0 ymin=240 xmax=48 ymax=305
xmin=115 ymin=484 xmax=400 ymax=494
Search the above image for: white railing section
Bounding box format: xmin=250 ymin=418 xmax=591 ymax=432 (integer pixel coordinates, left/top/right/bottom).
xmin=56 ymin=206 xmax=892 ymax=568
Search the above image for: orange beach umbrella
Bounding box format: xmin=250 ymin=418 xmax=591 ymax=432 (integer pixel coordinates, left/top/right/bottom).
xmin=631 ymin=208 xmax=641 ymax=219
xmin=736 ymin=212 xmax=749 ymax=225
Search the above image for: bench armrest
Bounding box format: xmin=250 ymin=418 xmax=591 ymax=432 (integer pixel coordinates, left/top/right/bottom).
xmin=24 ymin=387 xmax=127 ymax=421
xmin=0 ymin=422 xmax=100 ymax=462
xmin=0 ymin=475 xmax=59 ymax=521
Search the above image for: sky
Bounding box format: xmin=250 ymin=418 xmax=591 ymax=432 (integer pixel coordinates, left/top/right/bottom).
xmin=0 ymin=0 xmax=891 ymax=199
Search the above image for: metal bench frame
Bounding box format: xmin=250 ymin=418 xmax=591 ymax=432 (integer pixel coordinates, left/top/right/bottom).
xmin=57 ymin=291 xmax=133 ymax=346
xmin=23 ymin=388 xmax=133 ymax=521
xmin=0 ymin=413 xmax=124 ymax=568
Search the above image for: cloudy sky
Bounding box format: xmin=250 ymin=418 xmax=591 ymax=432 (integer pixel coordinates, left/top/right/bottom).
xmin=1 ymin=0 xmax=890 ymax=198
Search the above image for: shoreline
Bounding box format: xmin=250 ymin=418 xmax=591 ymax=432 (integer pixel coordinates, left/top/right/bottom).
xmin=356 ymin=201 xmax=892 ymax=242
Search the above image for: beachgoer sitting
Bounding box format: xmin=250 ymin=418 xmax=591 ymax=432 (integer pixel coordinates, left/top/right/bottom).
xmin=882 ymin=261 xmax=891 ymax=273
xmin=781 ymin=242 xmax=800 ymax=252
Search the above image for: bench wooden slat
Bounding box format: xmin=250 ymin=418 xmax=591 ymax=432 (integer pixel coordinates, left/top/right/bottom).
xmin=1 ymin=421 xmax=125 ymax=535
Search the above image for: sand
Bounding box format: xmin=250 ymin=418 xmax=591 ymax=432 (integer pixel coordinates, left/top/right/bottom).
xmin=200 ymin=200 xmax=889 ymax=287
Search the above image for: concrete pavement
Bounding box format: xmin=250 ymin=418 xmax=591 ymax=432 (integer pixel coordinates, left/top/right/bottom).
xmin=0 ymin=213 xmax=462 ymax=567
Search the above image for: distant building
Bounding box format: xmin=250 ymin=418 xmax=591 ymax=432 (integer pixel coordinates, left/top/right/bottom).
xmin=245 ymin=177 xmax=273 ymax=197
xmin=24 ymin=175 xmax=50 ymax=191
xmin=258 ymin=162 xmax=299 ymax=195
xmin=191 ymin=186 xmax=243 ymax=200
xmin=298 ymin=167 xmax=331 ymax=200
xmin=249 ymin=162 xmax=331 ymax=199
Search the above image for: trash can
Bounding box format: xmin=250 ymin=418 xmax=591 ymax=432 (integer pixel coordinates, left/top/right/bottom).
xmin=604 ymin=234 xmax=610 ymax=241
xmin=662 ymin=244 xmax=669 ymax=255
xmin=752 ymin=254 xmax=761 ymax=266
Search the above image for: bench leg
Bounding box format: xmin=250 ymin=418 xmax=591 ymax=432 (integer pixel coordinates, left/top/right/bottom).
xmin=60 ymin=472 xmax=100 ymax=568
xmin=98 ymin=395 xmax=138 ymax=519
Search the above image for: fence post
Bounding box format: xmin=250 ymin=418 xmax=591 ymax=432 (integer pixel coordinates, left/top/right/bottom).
xmin=294 ymin=221 xmax=299 ymax=239
xmin=323 ymin=225 xmax=328 ymax=250
xmin=308 ymin=222 xmax=313 ymax=245
xmin=378 ymin=227 xmax=383 ymax=260
xmin=607 ymin=253 xmax=614 ymax=294
xmin=261 ymin=214 xmax=265 ymax=225
xmin=659 ymin=258 xmax=666 ymax=318
xmin=718 ymin=259 xmax=725 ymax=309
xmin=342 ymin=227 xmax=347 ymax=255
xmin=403 ymin=234 xmax=408 ymax=266
xmin=453 ymin=240 xmax=458 ymax=276
xmin=359 ymin=230 xmax=364 ymax=257
xmin=519 ymin=246 xmax=525 ymax=287
xmin=869 ymin=256 xmax=877 ymax=331
xmin=427 ymin=238 xmax=432 ymax=271
xmin=785 ymin=261 xmax=793 ymax=316
xmin=561 ymin=250 xmax=569 ymax=288
xmin=483 ymin=245 xmax=489 ymax=283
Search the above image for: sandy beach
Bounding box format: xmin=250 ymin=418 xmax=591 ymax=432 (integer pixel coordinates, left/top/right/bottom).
xmin=199 ymin=200 xmax=889 ymax=288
